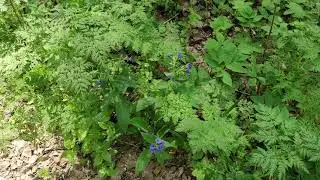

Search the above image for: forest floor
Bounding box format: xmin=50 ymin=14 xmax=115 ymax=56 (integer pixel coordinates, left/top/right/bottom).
xmin=0 ymin=133 xmax=193 ymax=180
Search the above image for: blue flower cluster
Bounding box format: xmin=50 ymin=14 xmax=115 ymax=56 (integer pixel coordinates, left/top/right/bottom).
xmin=149 ymin=138 xmax=165 ymax=154
xmin=186 ymin=63 xmax=192 ymax=76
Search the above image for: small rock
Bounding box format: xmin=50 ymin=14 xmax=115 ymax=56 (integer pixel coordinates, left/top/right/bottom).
xmin=0 ymin=161 xmax=10 ymax=170
xmin=153 ymin=167 xmax=161 ymax=175
xmin=177 ymin=167 xmax=184 ymax=177
xmin=170 ymin=166 xmax=177 ymax=172
xmin=22 ymin=146 xmax=33 ymax=158
xmin=12 ymin=140 xmax=27 ymax=150
xmin=29 ymin=155 xmax=38 ymax=164
xmin=35 ymin=148 xmax=44 ymax=155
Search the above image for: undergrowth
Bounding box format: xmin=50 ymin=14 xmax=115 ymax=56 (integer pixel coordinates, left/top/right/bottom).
xmin=0 ymin=0 xmax=320 ymax=179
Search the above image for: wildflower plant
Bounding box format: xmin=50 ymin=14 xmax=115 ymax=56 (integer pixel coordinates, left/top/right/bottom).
xmin=1 ymin=0 xmax=320 ymax=179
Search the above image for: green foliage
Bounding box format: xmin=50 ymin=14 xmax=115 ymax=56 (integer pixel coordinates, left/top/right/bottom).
xmin=210 ymin=16 xmax=233 ymax=32
xmin=1 ymin=0 xmax=320 ymax=179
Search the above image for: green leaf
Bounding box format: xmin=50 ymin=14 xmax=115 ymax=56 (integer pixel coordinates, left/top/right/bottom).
xmin=284 ymin=2 xmax=306 ymax=18
xmin=98 ymin=167 xmax=117 ymax=177
xmin=226 ymin=63 xmax=247 ymax=73
xmin=135 ymin=149 xmax=152 ymax=174
xmin=157 ymin=125 xmax=170 ymax=138
xmin=216 ymin=32 xmax=225 ymax=42
xmin=198 ymin=68 xmax=210 ymax=82
xmin=116 ymin=100 xmax=130 ymax=132
xmin=64 ymin=137 xmax=76 ymax=149
xmin=130 ymin=117 xmax=149 ymax=132
xmin=155 ymin=151 xmax=171 ymax=165
xmin=136 ymin=97 xmax=156 ymax=112
xmin=98 ymin=121 xmax=111 ymax=130
xmin=0 ymin=0 xmax=7 ymax=12
xmin=221 ymin=71 xmax=233 ymax=87
xmin=142 ymin=133 xmax=157 ymax=144
xmin=210 ymin=16 xmax=233 ymax=32
xmin=64 ymin=150 xmax=77 ymax=164
xmin=77 ymin=128 xmax=88 ymax=142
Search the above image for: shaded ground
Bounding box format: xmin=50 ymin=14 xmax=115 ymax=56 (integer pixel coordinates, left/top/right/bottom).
xmin=112 ymin=136 xmax=193 ymax=180
xmin=0 ymin=135 xmax=194 ymax=180
xmin=0 ymin=136 xmax=96 ymax=180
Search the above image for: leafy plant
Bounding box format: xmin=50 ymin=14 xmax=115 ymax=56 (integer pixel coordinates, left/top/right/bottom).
xmin=1 ymin=0 xmax=320 ymax=179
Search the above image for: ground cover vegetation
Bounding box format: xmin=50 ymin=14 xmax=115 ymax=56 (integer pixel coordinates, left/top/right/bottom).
xmin=0 ymin=0 xmax=320 ymax=179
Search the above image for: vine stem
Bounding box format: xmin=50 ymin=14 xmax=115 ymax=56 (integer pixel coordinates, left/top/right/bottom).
xmin=257 ymin=5 xmax=277 ymax=95
xmin=267 ymin=5 xmax=277 ymax=40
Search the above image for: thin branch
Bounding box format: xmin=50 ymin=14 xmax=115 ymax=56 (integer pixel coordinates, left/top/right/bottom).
xmin=267 ymin=5 xmax=277 ymax=40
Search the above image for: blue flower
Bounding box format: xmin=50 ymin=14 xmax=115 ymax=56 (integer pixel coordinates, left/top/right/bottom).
xmin=186 ymin=63 xmax=192 ymax=76
xmin=149 ymin=144 xmax=157 ymax=154
xmin=149 ymin=138 xmax=165 ymax=154
xmin=177 ymin=52 xmax=183 ymax=60
xmin=155 ymin=137 xmax=164 ymax=145
xmin=158 ymin=142 xmax=165 ymax=152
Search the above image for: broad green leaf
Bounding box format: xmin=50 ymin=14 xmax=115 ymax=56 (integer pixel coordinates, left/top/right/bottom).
xmin=130 ymin=117 xmax=149 ymax=132
xmin=135 ymin=149 xmax=152 ymax=174
xmin=136 ymin=97 xmax=155 ymax=112
xmin=157 ymin=125 xmax=170 ymax=138
xmin=226 ymin=63 xmax=247 ymax=73
xmin=141 ymin=133 xmax=157 ymax=144
xmin=116 ymin=100 xmax=130 ymax=132
xmin=210 ymin=16 xmax=233 ymax=32
xmin=221 ymin=71 xmax=233 ymax=87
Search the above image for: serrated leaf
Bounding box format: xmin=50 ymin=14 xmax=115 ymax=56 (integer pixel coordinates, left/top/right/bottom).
xmin=284 ymin=2 xmax=306 ymax=18
xmin=210 ymin=16 xmax=233 ymax=31
xmin=221 ymin=71 xmax=232 ymax=87
xmin=198 ymin=68 xmax=210 ymax=81
xmin=216 ymin=32 xmax=225 ymax=42
xmin=135 ymin=149 xmax=152 ymax=174
xmin=77 ymin=128 xmax=88 ymax=142
xmin=64 ymin=137 xmax=76 ymax=149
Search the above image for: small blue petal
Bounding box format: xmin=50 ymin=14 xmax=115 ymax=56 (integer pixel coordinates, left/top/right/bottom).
xmin=186 ymin=63 xmax=192 ymax=76
xmin=155 ymin=138 xmax=164 ymax=145
xmin=158 ymin=143 xmax=165 ymax=152
xmin=149 ymin=144 xmax=157 ymax=153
